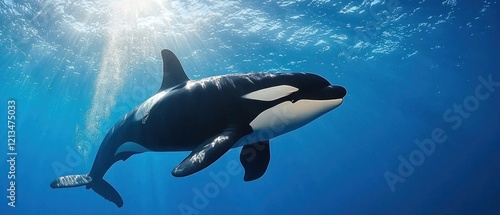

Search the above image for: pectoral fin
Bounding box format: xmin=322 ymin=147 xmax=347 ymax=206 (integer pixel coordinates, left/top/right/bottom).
xmin=172 ymin=125 xmax=251 ymax=177
xmin=240 ymin=141 xmax=270 ymax=181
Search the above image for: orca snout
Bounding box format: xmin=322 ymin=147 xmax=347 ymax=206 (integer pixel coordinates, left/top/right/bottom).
xmin=305 ymin=85 xmax=346 ymax=101
xmin=326 ymin=85 xmax=347 ymax=99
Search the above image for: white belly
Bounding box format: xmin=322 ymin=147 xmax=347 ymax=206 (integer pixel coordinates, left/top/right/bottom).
xmin=233 ymin=98 xmax=343 ymax=148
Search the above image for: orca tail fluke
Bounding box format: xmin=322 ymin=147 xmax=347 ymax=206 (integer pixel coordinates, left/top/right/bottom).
xmin=50 ymin=174 xmax=123 ymax=207
xmin=50 ymin=174 xmax=92 ymax=188
xmin=91 ymin=178 xmax=124 ymax=207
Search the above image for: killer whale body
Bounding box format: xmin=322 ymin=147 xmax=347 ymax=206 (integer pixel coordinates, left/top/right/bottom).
xmin=50 ymin=49 xmax=347 ymax=207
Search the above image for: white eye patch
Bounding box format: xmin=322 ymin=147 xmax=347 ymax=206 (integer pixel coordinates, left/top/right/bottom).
xmin=242 ymin=85 xmax=299 ymax=101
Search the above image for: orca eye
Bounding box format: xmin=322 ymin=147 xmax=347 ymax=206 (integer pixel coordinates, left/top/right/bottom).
xmin=242 ymin=85 xmax=299 ymax=101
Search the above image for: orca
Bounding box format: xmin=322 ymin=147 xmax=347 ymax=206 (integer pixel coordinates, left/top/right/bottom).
xmin=50 ymin=49 xmax=347 ymax=207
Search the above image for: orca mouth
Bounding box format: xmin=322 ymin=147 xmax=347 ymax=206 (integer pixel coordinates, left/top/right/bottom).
xmin=289 ymin=85 xmax=346 ymax=102
xmin=306 ymin=85 xmax=346 ymax=100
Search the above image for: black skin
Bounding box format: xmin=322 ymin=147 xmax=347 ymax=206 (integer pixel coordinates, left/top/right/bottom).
xmin=88 ymin=72 xmax=346 ymax=180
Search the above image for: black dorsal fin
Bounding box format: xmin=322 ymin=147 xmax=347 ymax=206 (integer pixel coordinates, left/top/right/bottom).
xmin=158 ymin=49 xmax=190 ymax=91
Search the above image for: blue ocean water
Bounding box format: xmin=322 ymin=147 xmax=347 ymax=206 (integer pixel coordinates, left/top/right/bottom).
xmin=1 ymin=0 xmax=499 ymax=214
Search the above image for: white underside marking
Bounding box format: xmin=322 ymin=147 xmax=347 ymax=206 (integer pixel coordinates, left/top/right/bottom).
xmin=115 ymin=142 xmax=150 ymax=156
xmin=233 ymin=98 xmax=343 ymax=147
xmin=242 ymin=85 xmax=299 ymax=101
